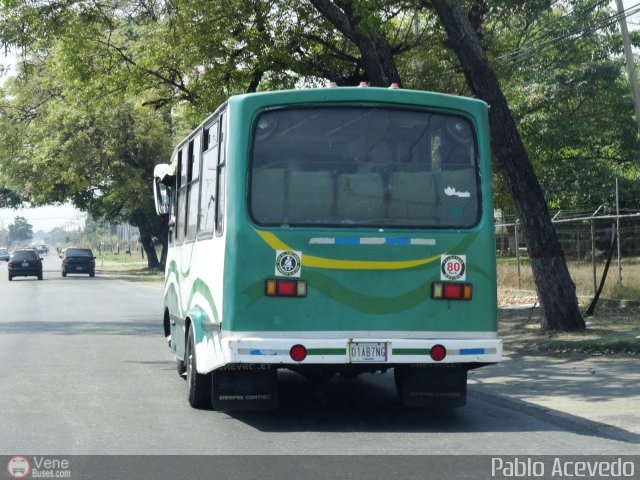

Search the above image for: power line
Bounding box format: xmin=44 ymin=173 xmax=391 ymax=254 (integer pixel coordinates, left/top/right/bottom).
xmin=496 ymin=2 xmax=640 ymax=67
xmin=422 ymin=1 xmax=630 ymax=82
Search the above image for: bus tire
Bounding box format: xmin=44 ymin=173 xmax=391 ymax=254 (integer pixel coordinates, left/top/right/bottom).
xmin=177 ymin=355 xmax=186 ymax=377
xmin=186 ymin=327 xmax=212 ymax=409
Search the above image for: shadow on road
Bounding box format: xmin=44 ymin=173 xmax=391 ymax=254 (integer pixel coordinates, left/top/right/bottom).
xmin=0 ymin=319 xmax=159 ymax=336
xmin=227 ymin=370 xmax=640 ymax=445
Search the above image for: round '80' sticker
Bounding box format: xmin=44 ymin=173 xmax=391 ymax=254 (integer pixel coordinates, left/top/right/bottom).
xmin=275 ymin=250 xmax=302 ymax=277
xmin=441 ymin=255 xmax=466 ymax=281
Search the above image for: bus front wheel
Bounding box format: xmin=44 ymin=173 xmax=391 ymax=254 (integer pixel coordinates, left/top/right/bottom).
xmin=186 ymin=327 xmax=212 ymax=409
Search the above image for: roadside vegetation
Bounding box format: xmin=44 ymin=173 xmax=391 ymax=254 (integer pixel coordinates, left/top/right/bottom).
xmin=499 ymin=297 xmax=640 ymax=356
xmin=498 ymin=257 xmax=640 ymax=301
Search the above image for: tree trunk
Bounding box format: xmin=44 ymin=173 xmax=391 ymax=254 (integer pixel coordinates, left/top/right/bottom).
xmin=131 ymin=204 xmax=168 ymax=270
xmin=430 ymin=0 xmax=584 ymax=331
xmin=309 ymin=0 xmax=402 ymax=87
xmin=139 ymin=227 xmax=161 ymax=269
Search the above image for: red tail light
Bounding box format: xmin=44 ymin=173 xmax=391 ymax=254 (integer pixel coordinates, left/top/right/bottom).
xmin=431 ymin=282 xmax=472 ymax=300
xmin=8 ymin=261 xmax=14 ymax=267
xmin=265 ymin=279 xmax=307 ymax=297
xmin=430 ymin=344 xmax=447 ymax=361
xmin=290 ymin=344 xmax=307 ymax=362
xmin=63 ymin=257 xmax=70 ymax=264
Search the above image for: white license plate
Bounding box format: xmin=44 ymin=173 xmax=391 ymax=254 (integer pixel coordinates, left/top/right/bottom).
xmin=349 ymin=342 xmax=388 ymax=362
xmin=21 ymin=262 xmax=29 ymax=267
xmin=76 ymin=266 xmax=83 ymax=270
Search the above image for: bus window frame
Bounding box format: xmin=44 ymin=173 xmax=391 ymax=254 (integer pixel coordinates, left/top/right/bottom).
xmin=197 ymin=116 xmax=221 ymax=240
xmin=185 ymin=134 xmax=201 ymax=242
xmin=247 ymin=105 xmax=482 ymax=230
xmin=215 ymin=112 xmax=226 ymax=237
xmin=175 ymin=149 xmax=184 ymax=243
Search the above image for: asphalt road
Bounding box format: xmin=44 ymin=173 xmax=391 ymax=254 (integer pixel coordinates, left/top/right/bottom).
xmin=0 ymin=255 xmax=638 ymax=457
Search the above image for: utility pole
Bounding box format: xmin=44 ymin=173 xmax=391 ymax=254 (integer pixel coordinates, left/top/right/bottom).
xmin=616 ymin=0 xmax=640 ymax=134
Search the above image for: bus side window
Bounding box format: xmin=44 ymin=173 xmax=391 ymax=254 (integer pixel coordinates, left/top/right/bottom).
xmin=215 ymin=113 xmax=226 ymax=237
xmin=176 ymin=149 xmax=187 ymax=243
xmin=199 ymin=120 xmax=219 ymax=234
xmin=186 ymin=134 xmax=201 ymax=240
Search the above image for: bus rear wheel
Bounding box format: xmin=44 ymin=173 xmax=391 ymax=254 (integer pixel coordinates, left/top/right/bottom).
xmin=186 ymin=327 xmax=212 ymax=409
xmin=177 ymin=354 xmax=186 ymax=377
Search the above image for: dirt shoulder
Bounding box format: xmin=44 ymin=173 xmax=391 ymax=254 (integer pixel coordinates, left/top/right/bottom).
xmin=96 ymin=264 xmax=164 ymax=290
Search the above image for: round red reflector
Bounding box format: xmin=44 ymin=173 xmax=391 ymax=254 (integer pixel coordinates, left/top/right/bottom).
xmin=290 ymin=344 xmax=307 ymax=362
xmin=430 ymin=344 xmax=447 ymax=362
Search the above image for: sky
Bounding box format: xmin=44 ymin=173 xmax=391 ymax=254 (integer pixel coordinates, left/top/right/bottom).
xmin=0 ymin=1 xmax=638 ymax=233
xmin=0 ymin=204 xmax=86 ymax=234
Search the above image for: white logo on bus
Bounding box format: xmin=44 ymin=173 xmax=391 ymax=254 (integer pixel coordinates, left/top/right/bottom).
xmin=275 ymin=250 xmax=302 ymax=277
xmin=441 ymin=255 xmax=466 ymax=281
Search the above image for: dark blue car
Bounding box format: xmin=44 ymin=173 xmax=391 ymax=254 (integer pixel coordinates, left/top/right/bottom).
xmin=61 ymin=248 xmax=96 ymax=277
xmin=8 ymin=249 xmax=43 ymax=281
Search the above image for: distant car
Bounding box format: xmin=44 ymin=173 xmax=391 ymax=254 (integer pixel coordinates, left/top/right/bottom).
xmin=8 ymin=249 xmax=43 ymax=281
xmin=0 ymin=248 xmax=9 ymax=261
xmin=61 ymin=248 xmax=96 ymax=277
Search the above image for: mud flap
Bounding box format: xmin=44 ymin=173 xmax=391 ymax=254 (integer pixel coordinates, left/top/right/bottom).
xmin=211 ymin=365 xmax=278 ymax=411
xmin=394 ymin=364 xmax=467 ymax=408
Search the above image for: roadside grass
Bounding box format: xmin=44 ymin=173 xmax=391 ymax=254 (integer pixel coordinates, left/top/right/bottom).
xmin=499 ymin=304 xmax=640 ymax=356
xmin=497 ymin=256 xmax=640 ymax=301
xmin=96 ymin=260 xmax=163 ymax=284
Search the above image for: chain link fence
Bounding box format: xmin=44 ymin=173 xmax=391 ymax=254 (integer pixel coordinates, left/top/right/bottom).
xmin=496 ymin=208 xmax=640 ymax=302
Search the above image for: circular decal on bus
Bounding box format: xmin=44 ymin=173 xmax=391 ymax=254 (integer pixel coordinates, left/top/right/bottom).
xmin=275 ymin=250 xmax=302 ymax=277
xmin=441 ymin=255 xmax=466 ymax=281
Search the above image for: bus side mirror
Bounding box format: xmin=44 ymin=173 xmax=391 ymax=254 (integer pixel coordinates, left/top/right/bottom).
xmin=153 ymin=177 xmax=172 ymax=215
xmin=153 ymin=163 xmax=174 ymax=216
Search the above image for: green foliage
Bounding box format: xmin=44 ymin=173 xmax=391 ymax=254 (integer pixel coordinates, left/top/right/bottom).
xmin=8 ymin=215 xmax=33 ymax=245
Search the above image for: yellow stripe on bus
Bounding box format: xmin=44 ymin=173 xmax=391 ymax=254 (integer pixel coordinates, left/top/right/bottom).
xmin=255 ymin=230 xmax=441 ymax=270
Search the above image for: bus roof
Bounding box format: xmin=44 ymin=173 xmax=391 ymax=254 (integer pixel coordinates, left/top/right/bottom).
xmin=170 ymin=86 xmax=488 ymax=160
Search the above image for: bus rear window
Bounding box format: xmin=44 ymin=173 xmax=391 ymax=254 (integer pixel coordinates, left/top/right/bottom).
xmin=250 ymin=107 xmax=480 ymax=228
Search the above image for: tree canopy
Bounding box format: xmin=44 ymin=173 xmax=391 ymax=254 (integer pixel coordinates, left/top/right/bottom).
xmin=8 ymin=215 xmax=33 ymax=245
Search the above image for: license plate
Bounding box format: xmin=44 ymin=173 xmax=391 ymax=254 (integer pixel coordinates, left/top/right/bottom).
xmin=21 ymin=262 xmax=29 ymax=267
xmin=349 ymin=342 xmax=388 ymax=363
xmin=76 ymin=266 xmax=83 ymax=270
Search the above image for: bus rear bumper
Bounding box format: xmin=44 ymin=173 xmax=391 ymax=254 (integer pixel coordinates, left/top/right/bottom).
xmin=224 ymin=337 xmax=502 ymax=365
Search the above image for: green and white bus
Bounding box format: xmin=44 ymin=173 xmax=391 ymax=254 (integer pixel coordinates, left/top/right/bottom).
xmin=153 ymin=85 xmax=502 ymax=411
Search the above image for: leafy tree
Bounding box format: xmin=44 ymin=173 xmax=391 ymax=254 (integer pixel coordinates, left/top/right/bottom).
xmin=8 ymin=215 xmax=32 ymax=245
xmin=0 ymin=59 xmax=172 ymax=267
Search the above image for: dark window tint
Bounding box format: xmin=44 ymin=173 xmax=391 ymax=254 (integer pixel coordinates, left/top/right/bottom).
xmin=250 ymin=107 xmax=480 ymax=228
xmin=65 ymin=249 xmax=94 ymax=257
xmin=12 ymin=250 xmax=38 ymax=260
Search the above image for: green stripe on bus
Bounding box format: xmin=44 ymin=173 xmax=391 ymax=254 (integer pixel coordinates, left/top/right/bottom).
xmin=307 ymin=348 xmax=346 ymax=356
xmin=393 ymin=348 xmax=430 ymax=355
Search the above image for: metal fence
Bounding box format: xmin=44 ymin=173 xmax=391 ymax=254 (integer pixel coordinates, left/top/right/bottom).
xmin=496 ymin=208 xmax=640 ymax=301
